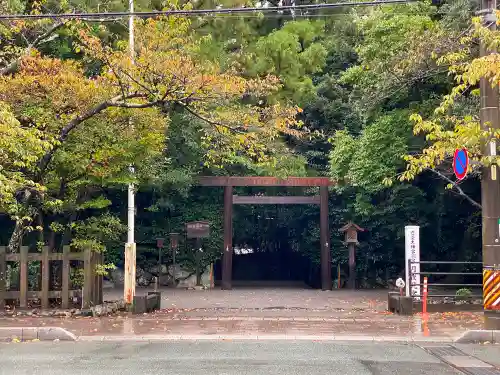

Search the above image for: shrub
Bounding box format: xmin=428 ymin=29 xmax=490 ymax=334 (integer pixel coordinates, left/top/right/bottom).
xmin=455 ymin=288 xmax=472 ymax=300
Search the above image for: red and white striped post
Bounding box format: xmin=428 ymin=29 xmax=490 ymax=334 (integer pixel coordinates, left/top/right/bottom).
xmin=422 ymin=277 xmax=428 ymax=315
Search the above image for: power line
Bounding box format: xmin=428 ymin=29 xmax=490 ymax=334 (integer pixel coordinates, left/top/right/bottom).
xmin=0 ymin=0 xmax=419 ymax=20
xmin=56 ymin=12 xmax=387 ymax=24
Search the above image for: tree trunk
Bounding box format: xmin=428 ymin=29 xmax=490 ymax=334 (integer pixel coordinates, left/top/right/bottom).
xmin=60 ymin=210 xmax=78 ymax=249
xmin=48 ymin=230 xmax=56 ymax=250
xmin=196 ymin=268 xmax=202 ymax=286
xmin=36 ymin=212 xmax=44 ymax=245
xmin=37 ymin=211 xmax=44 ymax=290
xmin=7 ymin=189 xmax=33 ymax=253
xmin=7 ymin=221 xmax=24 ymax=253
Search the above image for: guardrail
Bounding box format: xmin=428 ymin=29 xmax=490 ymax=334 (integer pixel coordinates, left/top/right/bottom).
xmin=389 ymin=260 xmax=486 ymax=315
xmin=408 ymin=260 xmax=483 ymax=299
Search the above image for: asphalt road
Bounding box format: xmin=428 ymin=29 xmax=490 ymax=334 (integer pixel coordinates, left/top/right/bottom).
xmin=0 ymin=341 xmax=482 ymax=375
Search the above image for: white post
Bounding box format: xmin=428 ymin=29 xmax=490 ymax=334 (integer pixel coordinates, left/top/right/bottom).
xmin=405 ymin=225 xmax=420 ymax=300
xmin=124 ymin=0 xmax=136 ymax=305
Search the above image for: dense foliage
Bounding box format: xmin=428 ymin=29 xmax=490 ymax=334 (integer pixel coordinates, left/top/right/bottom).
xmin=0 ymin=0 xmax=489 ymax=287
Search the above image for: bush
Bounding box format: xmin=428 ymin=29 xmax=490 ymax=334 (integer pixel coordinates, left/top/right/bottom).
xmin=455 ymin=288 xmax=472 ymax=300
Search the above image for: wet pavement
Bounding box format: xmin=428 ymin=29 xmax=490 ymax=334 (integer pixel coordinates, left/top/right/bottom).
xmin=104 ymin=287 xmax=390 ymax=311
xmin=0 ymin=309 xmax=484 ymax=340
xmin=0 ymin=288 xmax=486 ymax=340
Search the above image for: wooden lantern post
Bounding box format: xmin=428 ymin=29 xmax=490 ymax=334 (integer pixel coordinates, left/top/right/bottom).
xmin=169 ymin=233 xmax=179 ymax=285
xmin=340 ymin=222 xmax=364 ymax=289
xmin=156 ymin=238 xmax=165 ymax=288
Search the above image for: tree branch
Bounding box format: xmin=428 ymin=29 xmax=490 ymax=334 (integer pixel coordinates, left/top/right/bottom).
xmin=111 ymin=100 xmax=160 ymax=109
xmin=175 ymin=102 xmax=246 ymax=134
xmin=426 ymin=168 xmax=482 ymax=209
xmin=0 ymin=21 xmax=67 ymax=76
xmin=36 ymin=92 xmax=150 ymax=178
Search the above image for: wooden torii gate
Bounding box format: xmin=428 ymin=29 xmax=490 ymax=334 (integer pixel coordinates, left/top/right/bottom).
xmin=198 ymin=176 xmax=335 ymax=290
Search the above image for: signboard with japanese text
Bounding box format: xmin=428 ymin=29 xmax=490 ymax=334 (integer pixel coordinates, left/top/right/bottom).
xmin=186 ymin=221 xmax=210 ymax=239
xmin=405 ymin=225 xmax=421 ymax=300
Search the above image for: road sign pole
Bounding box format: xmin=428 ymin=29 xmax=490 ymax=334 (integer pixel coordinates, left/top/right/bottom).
xmin=480 ymin=0 xmax=500 ymax=329
xmin=422 ymin=277 xmax=428 ymax=316
xmin=124 ymin=0 xmax=136 ymax=307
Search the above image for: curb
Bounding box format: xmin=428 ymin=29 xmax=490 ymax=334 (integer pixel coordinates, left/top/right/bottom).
xmin=77 ymin=334 xmax=454 ymax=343
xmin=0 ymin=327 xmax=76 ymax=342
xmin=454 ymin=330 xmax=500 ymax=344
xmin=108 ymin=317 xmax=408 ymax=322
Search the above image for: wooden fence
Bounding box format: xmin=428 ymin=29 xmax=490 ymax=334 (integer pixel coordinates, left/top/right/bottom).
xmin=0 ymin=246 xmax=102 ymax=309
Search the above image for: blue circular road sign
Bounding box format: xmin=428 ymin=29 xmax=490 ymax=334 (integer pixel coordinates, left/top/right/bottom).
xmin=453 ymin=148 xmax=469 ymax=180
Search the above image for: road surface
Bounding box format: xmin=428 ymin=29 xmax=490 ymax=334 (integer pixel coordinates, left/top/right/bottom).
xmin=0 ymin=341 xmax=497 ymax=375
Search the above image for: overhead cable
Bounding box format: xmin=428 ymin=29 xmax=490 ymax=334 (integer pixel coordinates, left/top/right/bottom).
xmin=0 ymin=0 xmax=419 ymax=20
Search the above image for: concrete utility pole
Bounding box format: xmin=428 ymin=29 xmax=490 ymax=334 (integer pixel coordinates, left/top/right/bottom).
xmin=480 ymin=0 xmax=500 ymax=329
xmin=124 ymin=0 xmax=136 ymax=305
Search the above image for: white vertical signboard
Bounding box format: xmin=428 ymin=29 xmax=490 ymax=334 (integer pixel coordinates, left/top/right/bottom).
xmin=405 ymin=226 xmax=421 ymax=300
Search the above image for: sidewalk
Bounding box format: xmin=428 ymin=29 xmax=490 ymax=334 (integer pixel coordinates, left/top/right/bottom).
xmin=104 ymin=287 xmax=391 ymax=311
xmin=0 ymin=310 xmax=484 ymax=341
xmin=0 ymin=288 xmax=487 ymax=342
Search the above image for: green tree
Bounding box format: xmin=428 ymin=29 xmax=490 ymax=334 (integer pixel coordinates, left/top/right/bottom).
xmin=0 ymin=15 xmax=303 ymax=254
xmin=330 ymin=110 xmax=413 ymax=193
xmin=245 ymin=20 xmax=328 ymax=104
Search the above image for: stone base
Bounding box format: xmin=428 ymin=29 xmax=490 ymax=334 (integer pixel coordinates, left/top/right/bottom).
xmin=413 ymin=302 xmax=483 ymax=313
xmin=485 ymin=310 xmax=500 ymax=330
xmin=455 ymin=329 xmax=500 ymax=343
xmin=387 ymin=293 xmax=413 ymax=315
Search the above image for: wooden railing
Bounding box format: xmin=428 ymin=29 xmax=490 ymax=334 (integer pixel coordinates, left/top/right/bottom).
xmin=0 ymin=246 xmax=102 ymax=309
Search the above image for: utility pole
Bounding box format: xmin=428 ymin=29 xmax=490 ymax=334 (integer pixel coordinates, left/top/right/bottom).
xmin=480 ymin=0 xmax=500 ymax=329
xmin=124 ymin=0 xmax=136 ymax=305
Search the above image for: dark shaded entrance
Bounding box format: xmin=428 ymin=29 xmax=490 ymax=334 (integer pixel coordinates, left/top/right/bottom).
xmin=233 ymin=251 xmax=307 ymax=284
xmin=199 ymin=176 xmax=334 ymax=290
xmin=214 ymin=252 xmax=311 ymax=288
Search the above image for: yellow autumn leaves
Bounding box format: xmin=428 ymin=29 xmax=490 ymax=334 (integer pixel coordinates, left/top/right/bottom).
xmin=398 ymin=14 xmax=500 ymax=186
xmin=0 ymin=16 xmax=303 ymax=187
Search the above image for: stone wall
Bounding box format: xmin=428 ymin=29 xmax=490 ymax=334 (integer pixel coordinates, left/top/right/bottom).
xmin=174 ymin=265 xmax=211 ymax=288
xmin=109 ymin=264 xmax=212 ymax=289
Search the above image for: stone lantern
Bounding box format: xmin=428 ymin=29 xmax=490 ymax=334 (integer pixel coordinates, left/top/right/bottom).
xmin=340 ymin=222 xmax=364 ymax=289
